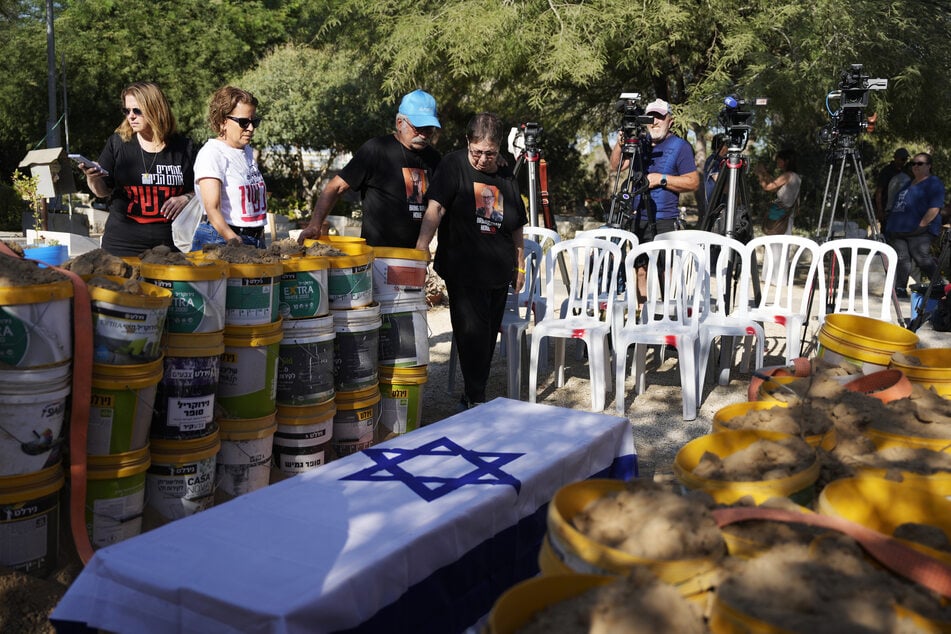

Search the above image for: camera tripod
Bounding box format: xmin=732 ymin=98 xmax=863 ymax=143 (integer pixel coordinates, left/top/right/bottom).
xmin=512 ymin=123 xmax=554 ymax=230
xmin=908 ymin=225 xmax=951 ymax=332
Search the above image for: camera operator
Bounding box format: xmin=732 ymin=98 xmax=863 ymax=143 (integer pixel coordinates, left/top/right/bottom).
xmin=609 ymin=99 xmax=699 ymax=240
xmin=298 ymin=89 xmax=441 ymax=248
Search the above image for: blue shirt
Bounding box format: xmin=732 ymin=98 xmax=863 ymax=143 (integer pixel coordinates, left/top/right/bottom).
xmin=886 ymin=176 xmax=945 ymax=236
xmin=642 ymin=134 xmax=696 ymax=220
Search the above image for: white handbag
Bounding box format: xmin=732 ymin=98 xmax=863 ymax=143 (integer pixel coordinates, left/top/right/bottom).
xmin=172 ymin=195 xmax=203 ymax=252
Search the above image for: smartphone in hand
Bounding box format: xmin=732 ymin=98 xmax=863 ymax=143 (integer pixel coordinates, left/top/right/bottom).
xmin=68 ymin=154 xmax=109 ymax=176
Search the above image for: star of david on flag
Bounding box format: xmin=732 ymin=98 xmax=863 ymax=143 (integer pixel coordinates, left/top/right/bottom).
xmin=340 ymin=436 xmax=525 ymax=502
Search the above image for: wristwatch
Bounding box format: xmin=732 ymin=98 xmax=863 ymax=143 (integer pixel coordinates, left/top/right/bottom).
xmin=660 ymin=174 xmax=668 ymax=188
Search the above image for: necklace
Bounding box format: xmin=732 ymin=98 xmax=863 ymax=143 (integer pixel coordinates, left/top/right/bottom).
xmin=138 ymin=135 xmax=161 ymax=185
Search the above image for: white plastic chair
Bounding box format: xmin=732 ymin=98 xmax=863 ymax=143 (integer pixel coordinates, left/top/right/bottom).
xmin=814 ymin=238 xmax=899 ymax=325
xmin=575 ymin=226 xmax=639 ymax=302
xmin=658 ymin=230 xmax=765 ymax=397
xmin=522 ymin=226 xmax=561 ymax=320
xmin=528 ymin=237 xmax=622 ymax=412
xmin=744 ymin=235 xmax=820 ymax=364
xmin=613 ymin=240 xmax=706 ymax=420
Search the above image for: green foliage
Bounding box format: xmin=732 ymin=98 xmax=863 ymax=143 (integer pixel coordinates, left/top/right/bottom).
xmin=0 ymin=180 xmax=27 ymax=231
xmin=11 ymin=169 xmax=42 ymax=233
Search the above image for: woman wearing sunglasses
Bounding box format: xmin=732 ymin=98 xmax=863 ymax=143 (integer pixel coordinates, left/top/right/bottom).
xmin=80 ymin=81 xmax=197 ymax=256
xmin=191 ymin=85 xmax=268 ymax=249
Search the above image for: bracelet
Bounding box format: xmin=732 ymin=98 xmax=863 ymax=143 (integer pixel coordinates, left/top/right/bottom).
xmin=517 ymin=267 xmax=526 ymax=273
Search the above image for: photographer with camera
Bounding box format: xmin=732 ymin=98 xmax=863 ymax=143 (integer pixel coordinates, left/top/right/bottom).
xmin=298 ymin=89 xmax=441 ymax=248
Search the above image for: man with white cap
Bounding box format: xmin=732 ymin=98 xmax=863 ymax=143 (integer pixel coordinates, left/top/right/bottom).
xmin=299 ymin=89 xmax=441 ymax=247
xmin=609 ymin=97 xmax=699 ymax=240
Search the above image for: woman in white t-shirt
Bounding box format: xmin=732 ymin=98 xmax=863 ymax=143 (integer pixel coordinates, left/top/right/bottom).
xmin=755 ymin=149 xmax=801 ymax=236
xmin=191 ymin=86 xmax=268 ymax=249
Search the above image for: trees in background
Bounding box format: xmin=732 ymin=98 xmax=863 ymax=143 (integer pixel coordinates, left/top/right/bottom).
xmin=1 ymin=0 xmax=948 ymax=226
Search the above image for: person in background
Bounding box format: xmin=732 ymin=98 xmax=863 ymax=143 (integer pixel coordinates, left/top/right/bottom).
xmin=191 ymin=86 xmax=267 ymax=249
xmin=875 ymin=148 xmax=909 ymax=229
xmin=298 ymin=89 xmax=441 ymax=248
xmin=755 ymin=148 xmax=801 ymax=236
xmin=700 ymin=133 xmax=727 ymax=215
xmin=79 ymin=81 xmax=196 ymax=256
xmin=886 ymin=152 xmax=946 ymax=298
xmin=416 ymin=112 xmax=527 ymax=411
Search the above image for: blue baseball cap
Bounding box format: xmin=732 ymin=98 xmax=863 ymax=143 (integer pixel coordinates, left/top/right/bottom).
xmin=398 ymin=90 xmax=441 ymax=128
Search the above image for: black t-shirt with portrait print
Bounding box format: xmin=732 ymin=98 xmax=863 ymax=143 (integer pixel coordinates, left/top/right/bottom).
xmin=338 ymin=134 xmax=441 ymax=248
xmin=96 ymin=132 xmax=196 ymax=256
xmin=428 ymin=149 xmax=528 ymax=288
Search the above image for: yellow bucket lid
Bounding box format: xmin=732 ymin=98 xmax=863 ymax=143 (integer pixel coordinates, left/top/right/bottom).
xmin=372 ymin=247 xmax=430 ymax=262
xmin=218 ymin=411 xmax=278 ymax=440
xmin=86 ymin=275 xmax=173 ymax=309
xmin=0 ymin=463 xmax=64 ymax=503
xmin=276 ymin=399 xmax=336 ymax=425
xmin=92 ymin=356 xmax=165 ymax=388
xmin=378 ymin=365 xmax=429 ymax=384
xmin=224 ymin=319 xmax=284 ymax=347
xmin=87 ymin=445 xmax=151 ymax=479
xmin=150 ymin=432 xmax=221 ymax=463
xmin=335 ymin=384 xmax=381 ymax=409
xmin=164 ymin=330 xmax=226 ymax=356
xmin=140 ymin=258 xmax=229 ymax=282
xmin=0 ymin=279 xmax=73 ymax=304
xmin=281 ymin=255 xmax=330 ymax=273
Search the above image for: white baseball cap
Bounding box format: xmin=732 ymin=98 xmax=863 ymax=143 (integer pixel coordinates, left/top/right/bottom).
xmin=644 ymin=99 xmax=671 ymax=117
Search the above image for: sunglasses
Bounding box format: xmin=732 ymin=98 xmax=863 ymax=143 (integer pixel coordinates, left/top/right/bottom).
xmin=121 ymin=107 xmax=143 ymax=116
xmin=910 ymin=161 xmax=929 ymax=166
xmin=226 ymin=115 xmax=262 ymax=129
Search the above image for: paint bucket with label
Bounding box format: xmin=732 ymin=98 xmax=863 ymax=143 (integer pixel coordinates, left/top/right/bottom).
xmin=86 ymin=446 xmax=150 ymax=549
xmin=273 ymin=399 xmax=336 ymax=475
xmin=0 ymin=279 xmax=72 ymax=368
xmin=218 ymin=319 xmax=283 ymax=419
xmin=279 ymin=255 xmax=330 ymax=320
xmin=371 ymin=247 xmax=429 ymax=302
xmin=224 ymin=261 xmax=282 ymax=326
xmin=140 ymin=259 xmax=228 ymax=333
xmin=0 ymin=463 xmax=64 ymax=576
xmin=327 ymin=244 xmax=374 ymax=310
xmin=147 ymin=432 xmax=220 ymax=522
xmin=88 ymin=276 xmax=172 ymax=365
xmin=378 ymin=297 xmax=430 ymax=367
xmin=0 ymin=362 xmax=70 ymax=476
xmin=277 ymin=315 xmax=335 ymax=406
xmin=216 ymin=412 xmax=277 ymax=497
xmin=89 ymin=357 xmax=163 ymax=456
xmin=333 ymin=384 xmax=381 ymax=457
xmin=332 ymin=303 xmax=381 ymax=391
xmin=377 ymin=365 xmax=428 ymax=442
xmin=152 ymin=331 xmax=224 ymax=440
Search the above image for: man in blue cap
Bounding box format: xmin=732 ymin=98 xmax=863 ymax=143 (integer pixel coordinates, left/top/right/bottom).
xmin=299 ymin=89 xmax=441 ymax=248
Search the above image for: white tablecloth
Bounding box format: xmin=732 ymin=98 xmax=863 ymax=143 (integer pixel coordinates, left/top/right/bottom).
xmin=53 ymin=398 xmax=635 ymax=634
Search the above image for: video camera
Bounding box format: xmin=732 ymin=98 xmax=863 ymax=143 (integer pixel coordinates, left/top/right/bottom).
xmin=818 ymin=64 xmax=887 ymax=148
xmin=615 ymin=92 xmax=654 ymax=150
xmin=717 ymin=95 xmax=767 ymax=152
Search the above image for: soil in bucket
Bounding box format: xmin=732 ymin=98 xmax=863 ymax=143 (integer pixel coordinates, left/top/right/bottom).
xmin=273 ymin=399 xmax=336 ymax=475
xmin=277 ymin=315 xmax=335 ymax=406
xmin=378 ymin=297 xmax=430 ymax=367
xmin=333 ymin=384 xmax=381 ymax=458
xmin=377 ymin=365 xmax=428 ymax=442
xmin=89 ymin=357 xmax=163 ymax=456
xmin=87 ymin=275 xmax=172 ymax=365
xmin=140 ymin=258 xmax=228 ymax=333
xmin=279 ymin=255 xmax=330 ymax=320
xmin=0 ymin=463 xmax=64 ymax=576
xmin=86 ymin=446 xmax=150 ymax=549
xmin=224 ymin=261 xmax=283 ymax=326
xmin=326 ymin=243 xmax=374 ymax=310
xmin=371 ymin=247 xmax=429 ymax=303
xmin=216 ymin=412 xmax=277 ymax=497
xmin=147 ymin=432 xmax=220 ymax=523
xmin=332 ymin=303 xmax=382 ymax=392
xmin=152 ymin=331 xmax=224 ymax=440
xmin=0 ymin=278 xmax=73 ymax=368
xmin=0 ymin=362 xmax=70 ymax=476
xmin=218 ymin=320 xmax=283 ymax=419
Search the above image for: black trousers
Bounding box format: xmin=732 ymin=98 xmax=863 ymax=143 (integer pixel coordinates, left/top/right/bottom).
xmin=445 ymin=278 xmax=509 ymax=404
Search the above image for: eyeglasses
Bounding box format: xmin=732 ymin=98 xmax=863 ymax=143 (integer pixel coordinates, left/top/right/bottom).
xmin=121 ymin=107 xmax=143 ymax=116
xmin=402 ymin=119 xmax=436 ymax=135
xmin=226 ymin=115 xmax=262 ymax=129
xmin=468 ymin=146 xmax=499 ymax=159
xmin=910 ymin=161 xmax=929 ymax=167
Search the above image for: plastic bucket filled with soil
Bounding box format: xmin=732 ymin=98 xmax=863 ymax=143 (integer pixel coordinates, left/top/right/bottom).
xmin=277 ymin=315 xmax=335 ymax=406
xmin=216 ymin=412 xmax=277 ymax=497
xmin=88 ymin=275 xmax=172 ymax=365
xmin=273 ymin=398 xmax=336 ymax=475
xmin=223 ymin=261 xmax=282 ymax=326
xmin=279 ymin=255 xmax=330 ymax=320
xmin=332 ymin=303 xmax=381 ymax=391
xmin=147 ymin=432 xmax=220 ymax=522
xmin=0 ymin=463 xmax=64 ymax=576
xmin=326 ymin=243 xmax=374 ymax=310
xmin=0 ymin=278 xmax=72 ymax=368
xmin=890 ymin=349 xmax=951 ymax=398
xmin=333 ymin=384 xmax=381 ymax=458
xmin=89 ymin=357 xmax=163 ymax=456
xmin=377 ymin=364 xmax=428 ymax=441
xmin=152 ymin=331 xmax=224 ymax=440
xmin=86 ymin=446 xmax=150 ymax=549
xmin=218 ymin=319 xmax=282 ymax=419
xmin=140 ymin=258 xmax=228 ymax=333
xmin=817 ymin=313 xmax=919 ymax=373
xmin=377 ymin=297 xmax=430 ymax=367
xmin=0 ymin=361 xmax=70 ymax=476
xmin=674 ymin=430 xmax=820 ymax=506
xmin=713 ymin=400 xmax=835 ymax=451
xmin=371 ymin=247 xmax=429 ymax=303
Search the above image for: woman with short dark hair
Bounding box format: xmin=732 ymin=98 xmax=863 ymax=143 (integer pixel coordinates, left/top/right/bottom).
xmin=756 ymin=148 xmax=801 ymax=236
